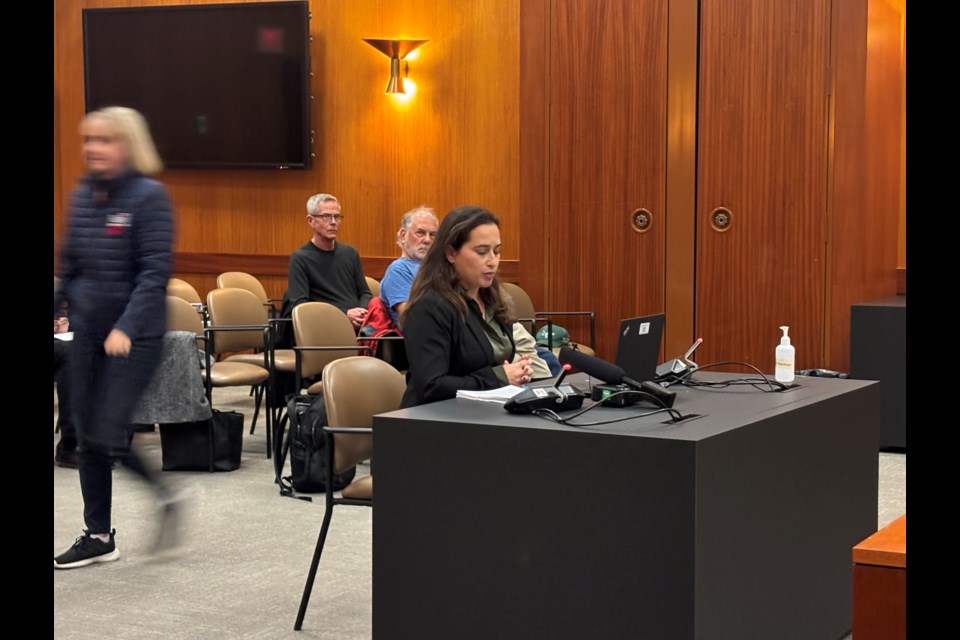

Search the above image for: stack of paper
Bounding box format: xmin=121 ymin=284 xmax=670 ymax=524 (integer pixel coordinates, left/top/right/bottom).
xmin=456 ymin=386 xmax=525 ymax=404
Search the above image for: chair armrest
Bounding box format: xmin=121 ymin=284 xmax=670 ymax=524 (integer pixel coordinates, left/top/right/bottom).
xmin=203 ymin=324 xmax=272 ymax=370
xmin=534 ymin=311 xmax=595 ymax=319
xmin=292 ymin=345 xmax=374 ymax=391
xmin=293 ymin=345 xmax=374 ymax=353
xmin=323 ymin=427 xmax=373 ymax=435
xmin=203 ymin=324 xmax=271 ymax=333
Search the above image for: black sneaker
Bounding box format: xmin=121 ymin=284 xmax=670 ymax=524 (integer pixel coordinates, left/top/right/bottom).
xmin=53 ymin=530 xmax=120 ymax=569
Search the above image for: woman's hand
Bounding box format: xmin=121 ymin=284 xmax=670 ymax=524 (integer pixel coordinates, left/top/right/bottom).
xmin=503 ymin=354 xmax=534 ymax=385
xmin=104 ymin=328 xmax=132 ymax=357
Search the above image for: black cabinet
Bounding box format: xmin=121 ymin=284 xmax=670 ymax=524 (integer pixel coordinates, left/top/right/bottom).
xmin=850 ymin=295 xmax=906 ymax=449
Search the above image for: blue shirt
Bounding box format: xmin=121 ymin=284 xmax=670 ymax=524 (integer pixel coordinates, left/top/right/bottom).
xmin=380 ymin=257 xmax=420 ymax=326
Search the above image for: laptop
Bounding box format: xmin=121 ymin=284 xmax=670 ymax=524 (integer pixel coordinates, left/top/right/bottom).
xmin=614 ymin=313 xmax=666 ymax=383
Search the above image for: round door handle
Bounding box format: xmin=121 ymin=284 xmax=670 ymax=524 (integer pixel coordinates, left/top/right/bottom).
xmin=710 ymin=207 xmax=733 ymax=232
xmin=630 ymin=208 xmax=653 ymax=234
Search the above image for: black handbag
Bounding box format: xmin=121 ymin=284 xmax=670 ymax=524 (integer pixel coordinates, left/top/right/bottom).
xmin=159 ymin=410 xmax=244 ymax=472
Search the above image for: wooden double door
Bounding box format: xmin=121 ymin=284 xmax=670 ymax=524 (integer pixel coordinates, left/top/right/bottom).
xmin=521 ymin=0 xmax=899 ymax=372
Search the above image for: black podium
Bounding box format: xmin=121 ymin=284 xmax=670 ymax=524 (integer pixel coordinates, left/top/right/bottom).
xmin=372 ymin=374 xmax=880 ymax=640
xmin=850 ymin=295 xmax=906 ymax=449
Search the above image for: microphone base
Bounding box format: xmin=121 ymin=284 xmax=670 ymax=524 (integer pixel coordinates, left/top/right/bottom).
xmin=504 ymin=385 xmax=585 ymax=414
xmin=591 ymin=384 xmax=642 ymax=407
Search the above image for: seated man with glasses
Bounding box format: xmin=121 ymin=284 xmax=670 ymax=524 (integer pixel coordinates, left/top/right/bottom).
xmin=287 ymin=193 xmax=372 ymax=329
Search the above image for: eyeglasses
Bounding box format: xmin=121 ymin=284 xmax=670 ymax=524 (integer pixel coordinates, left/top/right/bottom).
xmin=310 ymin=213 xmax=344 ymax=222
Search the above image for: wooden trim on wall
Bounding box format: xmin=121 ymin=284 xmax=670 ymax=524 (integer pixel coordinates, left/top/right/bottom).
xmin=174 ymin=252 xmax=520 ymax=283
xmin=663 ymin=0 xmax=699 ymax=359
xmin=896 ymin=268 xmax=905 ymax=295
xmin=519 ymin=0 xmax=549 ymax=309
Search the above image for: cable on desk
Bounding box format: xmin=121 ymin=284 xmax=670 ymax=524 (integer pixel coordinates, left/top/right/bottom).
xmin=679 ymin=361 xmax=789 ymax=392
xmin=532 ymin=390 xmax=684 ymax=427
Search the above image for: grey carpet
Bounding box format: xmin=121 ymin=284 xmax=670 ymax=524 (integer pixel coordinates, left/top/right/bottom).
xmin=53 ymin=386 xmax=906 ymax=640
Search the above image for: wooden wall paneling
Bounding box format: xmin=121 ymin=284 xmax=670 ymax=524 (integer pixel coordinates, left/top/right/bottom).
xmin=897 ymin=10 xmax=906 ymax=271
xmin=697 ymin=0 xmax=830 ymax=372
xmin=897 ymin=10 xmax=907 ymax=270
xmin=54 ymin=1 xmax=63 ymax=268
xmin=518 ymin=0 xmax=549 ymax=309
xmin=547 ymin=0 xmax=668 ymax=361
xmin=826 ymin=0 xmax=903 ymax=371
xmin=663 ymin=0 xmax=699 ymax=361
xmin=825 ymin=0 xmax=869 ymax=372
xmin=54 ymin=0 xmax=521 ymax=280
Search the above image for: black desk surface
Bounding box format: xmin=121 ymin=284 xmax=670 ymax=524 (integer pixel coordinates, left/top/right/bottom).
xmin=377 ymin=371 xmax=877 ymax=442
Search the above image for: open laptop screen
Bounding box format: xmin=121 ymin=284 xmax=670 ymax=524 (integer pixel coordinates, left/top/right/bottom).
xmin=614 ymin=314 xmax=665 ymax=383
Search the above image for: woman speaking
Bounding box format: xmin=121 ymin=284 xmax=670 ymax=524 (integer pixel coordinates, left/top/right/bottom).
xmin=400 ymin=206 xmax=533 ymax=407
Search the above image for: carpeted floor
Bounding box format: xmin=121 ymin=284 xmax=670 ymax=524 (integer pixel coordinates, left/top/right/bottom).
xmin=53 ymin=386 xmax=906 ymax=640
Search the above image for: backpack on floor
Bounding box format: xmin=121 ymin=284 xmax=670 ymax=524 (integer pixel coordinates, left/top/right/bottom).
xmin=277 ymin=394 xmax=356 ymax=500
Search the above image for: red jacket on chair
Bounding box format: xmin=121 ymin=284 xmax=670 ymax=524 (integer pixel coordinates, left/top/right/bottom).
xmin=358 ymin=297 xmax=406 ymax=368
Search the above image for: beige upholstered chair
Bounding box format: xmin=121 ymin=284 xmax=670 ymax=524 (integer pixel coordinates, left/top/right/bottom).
xmin=272 ymin=303 xmax=376 ymax=489
xmin=291 ymin=302 xmax=371 ymax=395
xmin=501 ymin=282 xmax=596 ymax=357
xmin=204 ymin=288 xmax=273 ymax=453
xmin=167 ymin=278 xmax=203 ymax=305
xmin=217 ymin=274 xmax=289 ymax=420
xmin=294 ymin=356 xmax=406 ymax=630
xmin=216 ymin=275 xmax=297 ymax=404
xmin=216 ymin=271 xmax=282 ymax=317
xmin=166 ymin=295 xmax=205 ymax=349
xmin=365 ymin=276 xmax=380 ymax=299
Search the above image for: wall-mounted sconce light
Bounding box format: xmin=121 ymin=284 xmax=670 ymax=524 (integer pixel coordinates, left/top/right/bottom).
xmin=363 ymin=39 xmax=428 ymax=94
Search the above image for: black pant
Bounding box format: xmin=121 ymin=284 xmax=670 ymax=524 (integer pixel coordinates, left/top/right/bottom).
xmin=71 ymin=334 xmax=169 ymax=534
xmin=53 ymin=338 xmax=77 ymax=451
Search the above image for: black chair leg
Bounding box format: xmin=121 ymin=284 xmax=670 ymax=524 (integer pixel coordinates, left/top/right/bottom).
xmin=250 ymin=385 xmax=263 ymax=434
xmin=273 ymin=411 xmax=289 ymax=484
xmin=294 ymin=507 xmax=334 ymax=630
xmin=265 ymin=400 xmax=273 ymax=459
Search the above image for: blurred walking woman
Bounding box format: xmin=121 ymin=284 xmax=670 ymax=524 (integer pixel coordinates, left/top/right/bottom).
xmin=400 ymin=206 xmax=533 ymax=407
xmin=53 ymin=107 xmax=176 ymax=569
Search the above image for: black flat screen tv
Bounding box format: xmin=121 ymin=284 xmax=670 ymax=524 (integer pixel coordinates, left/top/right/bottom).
xmin=83 ymin=1 xmax=312 ymax=170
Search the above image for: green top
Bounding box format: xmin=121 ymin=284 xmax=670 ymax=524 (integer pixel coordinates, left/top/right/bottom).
xmin=465 ymin=295 xmax=510 ymax=384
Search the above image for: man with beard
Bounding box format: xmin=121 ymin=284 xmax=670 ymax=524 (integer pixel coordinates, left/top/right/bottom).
xmin=379 ymin=206 xmax=439 ymax=328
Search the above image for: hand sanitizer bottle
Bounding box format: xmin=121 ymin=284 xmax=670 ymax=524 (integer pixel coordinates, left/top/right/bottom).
xmin=775 ymin=326 xmax=795 ymax=383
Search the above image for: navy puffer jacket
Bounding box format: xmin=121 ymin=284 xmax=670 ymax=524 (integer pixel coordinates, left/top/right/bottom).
xmin=54 ymin=170 xmax=174 ymax=341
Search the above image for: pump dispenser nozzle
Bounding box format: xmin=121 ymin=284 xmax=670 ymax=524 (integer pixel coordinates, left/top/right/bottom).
xmin=780 ymin=326 xmax=791 ymax=345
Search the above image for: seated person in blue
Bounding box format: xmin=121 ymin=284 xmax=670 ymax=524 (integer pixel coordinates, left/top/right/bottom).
xmin=287 ymin=193 xmax=372 ymax=329
xmin=400 ymin=206 xmax=534 ymax=407
xmin=380 ymin=206 xmax=439 ymax=328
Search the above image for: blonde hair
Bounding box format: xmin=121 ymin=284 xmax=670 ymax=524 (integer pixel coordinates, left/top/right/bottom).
xmin=82 ymin=107 xmax=164 ymax=176
xmin=306 ymin=193 xmax=339 ymax=216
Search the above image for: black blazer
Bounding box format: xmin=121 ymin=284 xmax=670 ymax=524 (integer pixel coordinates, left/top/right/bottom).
xmin=401 ymin=290 xmax=516 ymax=407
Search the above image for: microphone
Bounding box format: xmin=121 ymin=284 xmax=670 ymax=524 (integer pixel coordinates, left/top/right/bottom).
xmin=558 ymin=347 xmax=676 ymax=408
xmin=558 ymin=347 xmax=640 ymax=388
xmin=553 ymin=363 xmax=571 ymax=389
